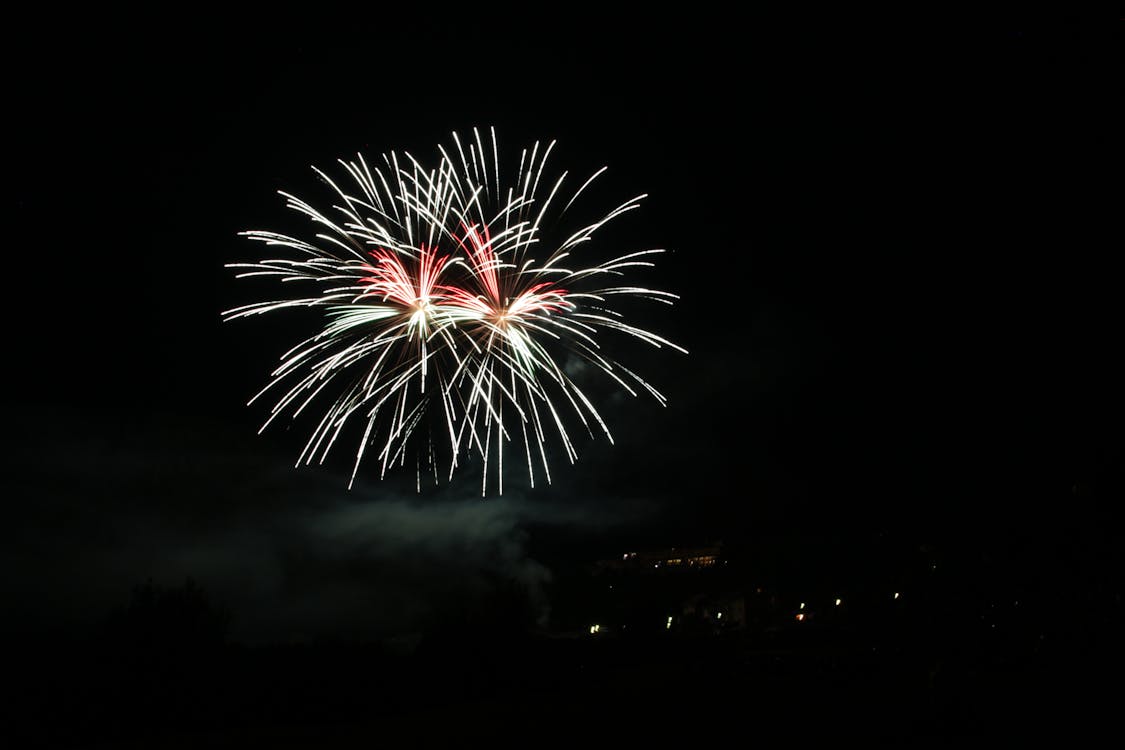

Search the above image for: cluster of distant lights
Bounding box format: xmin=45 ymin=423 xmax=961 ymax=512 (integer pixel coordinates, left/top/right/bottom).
xmin=586 ymin=589 xmax=1032 ymax=640
xmin=589 ymin=554 xmax=1032 ymax=638
xmin=619 ymin=552 xmax=719 ymax=569
xmin=588 ymin=612 xmax=725 ymax=636
xmin=588 ymin=591 xmax=907 ymax=633
xmin=794 ymin=592 xmax=902 ymax=622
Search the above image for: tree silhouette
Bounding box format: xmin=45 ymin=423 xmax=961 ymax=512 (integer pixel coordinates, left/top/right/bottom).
xmin=108 ymin=578 xmax=230 ymax=657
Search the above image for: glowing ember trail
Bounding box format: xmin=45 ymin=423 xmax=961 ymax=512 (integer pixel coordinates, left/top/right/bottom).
xmin=225 ymin=129 xmax=685 ymax=494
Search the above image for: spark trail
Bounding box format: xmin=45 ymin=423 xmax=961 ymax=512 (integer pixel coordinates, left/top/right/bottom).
xmin=225 ymin=129 xmax=685 ymax=494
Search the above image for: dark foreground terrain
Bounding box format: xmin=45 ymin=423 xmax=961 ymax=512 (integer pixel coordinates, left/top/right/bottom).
xmin=7 ymin=556 xmax=1119 ymax=747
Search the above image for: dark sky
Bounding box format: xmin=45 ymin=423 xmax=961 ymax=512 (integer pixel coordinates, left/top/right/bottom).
xmin=7 ymin=17 xmax=1120 ymax=641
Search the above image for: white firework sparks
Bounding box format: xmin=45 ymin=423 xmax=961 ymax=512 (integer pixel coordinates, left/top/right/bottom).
xmin=225 ymin=128 xmax=685 ymax=494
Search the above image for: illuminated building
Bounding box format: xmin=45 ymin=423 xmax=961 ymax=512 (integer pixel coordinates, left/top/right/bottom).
xmin=595 ymin=543 xmax=724 ymax=574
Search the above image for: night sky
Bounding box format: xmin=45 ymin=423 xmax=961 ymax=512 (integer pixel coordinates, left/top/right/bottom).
xmin=5 ymin=16 xmax=1122 ymax=739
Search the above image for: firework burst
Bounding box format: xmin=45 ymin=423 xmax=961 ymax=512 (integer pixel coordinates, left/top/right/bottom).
xmin=225 ymin=129 xmax=685 ymax=493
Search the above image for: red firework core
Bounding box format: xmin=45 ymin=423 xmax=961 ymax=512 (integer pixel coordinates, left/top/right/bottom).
xmin=360 ymin=223 xmax=570 ymax=326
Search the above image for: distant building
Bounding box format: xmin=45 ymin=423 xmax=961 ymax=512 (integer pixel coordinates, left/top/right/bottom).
xmin=593 ymin=543 xmax=724 ymax=574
